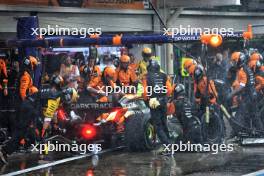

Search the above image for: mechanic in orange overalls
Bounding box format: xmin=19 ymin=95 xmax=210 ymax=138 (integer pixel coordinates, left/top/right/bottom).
xmin=19 ymin=56 xmax=38 ymax=101
xmin=228 ymin=51 xmax=263 ymax=133
xmin=0 ymin=58 xmax=8 ymax=110
xmin=87 ymin=66 xmax=116 ymax=102
xmin=183 ymin=59 xmax=197 ymax=79
xmin=192 ymin=65 xmax=218 ymax=110
xmin=228 ymin=52 xmax=248 ymax=105
xmin=80 ymin=47 xmax=101 ymax=92
xmin=115 ymin=55 xmax=138 ymax=87
xmin=184 ymin=59 xmax=218 ymax=108
xmin=248 ymin=53 xmax=264 ymax=94
xmin=0 ymin=58 xmax=8 ymax=96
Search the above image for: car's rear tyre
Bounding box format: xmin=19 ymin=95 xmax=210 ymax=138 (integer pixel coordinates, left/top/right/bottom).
xmin=125 ymin=114 xmax=155 ymax=152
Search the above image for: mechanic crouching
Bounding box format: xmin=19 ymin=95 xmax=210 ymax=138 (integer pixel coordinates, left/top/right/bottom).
xmin=167 ymin=84 xmax=203 ymax=143
xmin=41 ymin=75 xmax=78 ymax=137
xmin=142 ymin=60 xmax=172 ymax=145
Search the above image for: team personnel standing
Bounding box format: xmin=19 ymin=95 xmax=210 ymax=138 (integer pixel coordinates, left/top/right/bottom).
xmin=0 ymin=86 xmax=39 ymax=164
xmin=228 ymin=52 xmax=256 ymax=102
xmin=115 ymin=55 xmax=138 ymax=87
xmin=142 ymin=60 xmax=172 ymax=145
xmin=60 ymin=55 xmax=80 ymax=89
xmin=80 ymin=47 xmax=101 ymax=92
xmin=19 ymin=56 xmax=38 ymax=101
xmin=228 ymin=51 xmax=263 ymax=133
xmin=0 ymin=58 xmax=8 ymax=97
xmin=184 ymin=60 xmax=218 ymax=110
xmin=248 ymin=52 xmax=264 ymax=95
xmin=138 ymin=47 xmax=152 ymax=79
xmin=193 ymin=65 xmax=218 ymax=108
xmin=0 ymin=58 xmax=8 ymax=109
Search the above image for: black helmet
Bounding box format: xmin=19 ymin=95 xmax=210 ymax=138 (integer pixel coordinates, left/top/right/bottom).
xmin=193 ymin=65 xmax=204 ymax=81
xmin=147 ymin=60 xmax=160 ymax=73
xmin=50 ymin=75 xmax=64 ymax=89
xmin=174 ymin=84 xmax=185 ymax=97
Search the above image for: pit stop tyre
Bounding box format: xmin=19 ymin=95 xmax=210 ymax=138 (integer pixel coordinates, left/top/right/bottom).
xmin=167 ymin=115 xmax=183 ymax=143
xmin=201 ymin=110 xmax=225 ymax=144
xmin=125 ymin=114 xmax=155 ymax=152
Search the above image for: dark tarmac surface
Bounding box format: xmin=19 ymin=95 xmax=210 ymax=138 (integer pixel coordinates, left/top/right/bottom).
xmin=2 ymin=145 xmax=264 ymax=176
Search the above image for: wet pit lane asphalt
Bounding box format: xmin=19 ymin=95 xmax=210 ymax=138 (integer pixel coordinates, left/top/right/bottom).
xmin=2 ymin=145 xmax=264 ymax=176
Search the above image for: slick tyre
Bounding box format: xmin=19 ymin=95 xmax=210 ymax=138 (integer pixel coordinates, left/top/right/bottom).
xmin=125 ymin=114 xmax=155 ymax=152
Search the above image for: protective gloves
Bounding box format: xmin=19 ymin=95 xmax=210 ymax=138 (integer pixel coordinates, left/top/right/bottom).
xmin=149 ymin=98 xmax=160 ymax=109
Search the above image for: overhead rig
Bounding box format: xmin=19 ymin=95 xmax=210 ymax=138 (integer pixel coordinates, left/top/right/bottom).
xmin=0 ymin=26 xmax=251 ymax=49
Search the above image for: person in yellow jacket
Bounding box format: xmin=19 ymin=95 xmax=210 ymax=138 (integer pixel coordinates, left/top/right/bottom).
xmin=138 ymin=47 xmax=152 ymax=79
xmin=41 ymin=75 xmax=78 ymax=138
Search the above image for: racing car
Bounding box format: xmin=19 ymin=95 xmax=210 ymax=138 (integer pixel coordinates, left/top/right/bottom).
xmin=55 ymin=93 xmax=156 ymax=152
